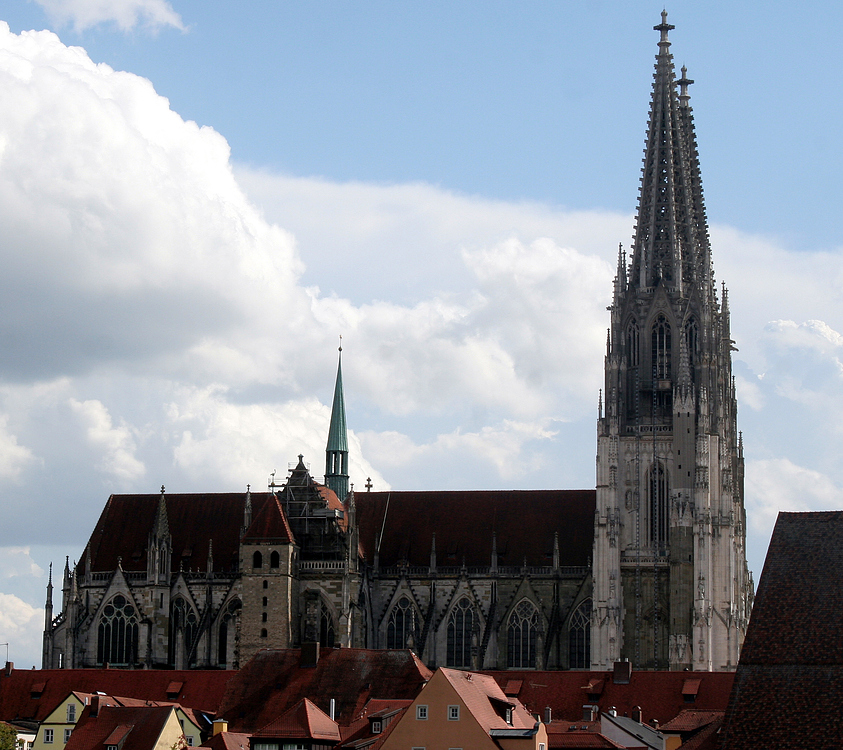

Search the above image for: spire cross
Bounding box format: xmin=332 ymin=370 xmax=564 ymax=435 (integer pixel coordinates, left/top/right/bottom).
xmin=338 ymin=334 xmax=342 ymax=353
xmin=654 ymin=10 xmax=675 ymax=48
xmin=365 ymin=477 xmax=373 ymax=491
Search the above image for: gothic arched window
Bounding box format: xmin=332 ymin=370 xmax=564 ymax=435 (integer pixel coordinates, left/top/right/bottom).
xmin=568 ymin=599 xmax=591 ymax=669
xmin=319 ymin=600 xmax=335 ymax=647
xmin=650 ymin=462 xmax=669 ymax=551
xmin=626 ymin=321 xmax=640 ymax=368
xmin=252 ymin=551 xmax=263 ymax=569
xmin=685 ymin=318 xmax=698 ymax=376
xmin=446 ymin=597 xmax=475 ymax=668
xmin=270 ymin=550 xmax=280 ymax=569
xmin=169 ymin=597 xmax=199 ymax=667
xmin=507 ymin=600 xmax=538 ymax=669
xmin=652 ymin=315 xmax=672 ymax=380
xmin=97 ymin=595 xmax=139 ymax=666
xmin=386 ymin=596 xmax=415 ymax=650
xmin=218 ymin=599 xmax=241 ymax=668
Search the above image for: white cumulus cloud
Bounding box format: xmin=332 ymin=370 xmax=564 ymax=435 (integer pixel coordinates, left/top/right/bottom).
xmin=34 ymin=0 xmax=185 ymax=32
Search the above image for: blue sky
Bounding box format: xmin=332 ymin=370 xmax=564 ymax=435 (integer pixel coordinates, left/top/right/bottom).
xmin=0 ymin=1 xmax=842 ymax=667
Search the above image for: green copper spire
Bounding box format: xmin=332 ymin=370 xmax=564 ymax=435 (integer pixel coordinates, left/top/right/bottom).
xmin=325 ymin=340 xmax=349 ymax=499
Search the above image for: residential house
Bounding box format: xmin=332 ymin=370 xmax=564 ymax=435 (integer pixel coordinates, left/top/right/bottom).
xmin=380 ymin=667 xmax=547 ymax=750
xmin=63 ymin=702 xmax=184 ymax=750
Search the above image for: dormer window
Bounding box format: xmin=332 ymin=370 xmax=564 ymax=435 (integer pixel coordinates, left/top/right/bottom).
xmin=371 ymin=719 xmax=382 ymax=734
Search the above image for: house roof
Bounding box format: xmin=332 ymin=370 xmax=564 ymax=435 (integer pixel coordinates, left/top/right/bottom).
xmin=439 ymin=668 xmax=535 ymax=732
xmin=660 ymin=709 xmax=723 ymax=733
xmin=241 ymin=494 xmax=294 ymax=544
xmin=199 ymin=731 xmax=250 ymax=750
xmin=355 ymin=490 xmax=595 ymax=567
xmin=80 ymin=492 xmax=278 ymax=574
xmin=215 ymin=648 xmax=431 ymax=732
xmin=0 ymin=668 xmax=233 ymax=724
xmin=482 ymin=670 xmax=733 ymax=726
xmin=253 ymin=698 xmax=340 ymax=741
xmin=720 ymin=511 xmax=843 ymax=749
xmin=544 ymin=723 xmax=627 ymax=750
xmin=64 ymin=705 xmax=176 ymax=750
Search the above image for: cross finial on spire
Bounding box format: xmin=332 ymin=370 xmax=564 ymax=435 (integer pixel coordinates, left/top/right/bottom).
xmin=338 ymin=334 xmax=342 ymax=353
xmin=655 ymin=10 xmax=674 ymax=50
xmin=160 ymin=485 xmax=165 ymax=495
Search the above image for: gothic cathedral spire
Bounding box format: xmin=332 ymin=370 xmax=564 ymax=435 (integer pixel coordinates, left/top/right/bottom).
xmin=592 ymin=13 xmax=752 ymax=671
xmin=325 ymin=342 xmax=349 ymax=499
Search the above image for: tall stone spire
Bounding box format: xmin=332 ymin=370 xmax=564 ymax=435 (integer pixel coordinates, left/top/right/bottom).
xmin=325 ymin=341 xmax=349 ymax=499
xmin=593 ymin=14 xmax=751 ymax=672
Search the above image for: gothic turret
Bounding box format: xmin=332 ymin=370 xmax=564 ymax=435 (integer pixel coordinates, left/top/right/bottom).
xmin=593 ymin=13 xmax=751 ymax=671
xmin=325 ymin=344 xmax=349 ymax=500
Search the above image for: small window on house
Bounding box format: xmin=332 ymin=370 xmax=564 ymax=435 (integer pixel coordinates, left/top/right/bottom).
xmin=416 ymin=705 xmax=428 ymax=720
xmin=63 ymin=729 xmax=71 ymax=744
xmin=185 ymin=738 xmax=194 ymax=747
xmin=270 ymin=550 xmax=280 ymax=568
xmin=44 ymin=730 xmax=54 ymax=745
xmin=260 ymin=628 xmax=267 ymax=638
xmin=448 ymin=705 xmax=460 ymax=721
xmin=66 ymin=703 xmax=76 ymax=722
xmin=371 ymin=720 xmax=382 ymax=734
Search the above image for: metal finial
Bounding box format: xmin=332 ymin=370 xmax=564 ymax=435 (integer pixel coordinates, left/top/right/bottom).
xmin=160 ymin=485 xmax=165 ymax=494
xmin=339 ymin=334 xmax=342 ymax=353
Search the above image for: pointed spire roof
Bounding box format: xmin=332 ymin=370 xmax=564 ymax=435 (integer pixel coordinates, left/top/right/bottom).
xmin=242 ymin=493 xmax=295 ymax=544
xmin=629 ymin=11 xmax=711 ymax=296
xmin=252 ymin=698 xmax=340 ymax=742
xmin=326 ymin=344 xmax=348 ymax=454
xmin=153 ymin=485 xmax=170 ymax=539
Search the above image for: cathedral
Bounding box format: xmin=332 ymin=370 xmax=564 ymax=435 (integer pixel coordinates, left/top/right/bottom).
xmin=43 ymin=14 xmax=752 ymax=673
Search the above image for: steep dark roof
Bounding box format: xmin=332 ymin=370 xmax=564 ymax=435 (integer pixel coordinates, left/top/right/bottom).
xmin=482 ymin=670 xmax=733 ymax=727
xmin=81 ymin=492 xmax=276 ymax=574
xmin=253 ymin=698 xmax=340 ymax=741
xmin=216 ymin=648 xmax=431 ymax=732
xmin=64 ymin=705 xmax=176 ymax=750
xmin=241 ymin=494 xmax=294 ymax=544
xmin=355 ymin=490 xmax=595 ymax=568
xmin=0 ymin=669 xmax=233 ymax=724
xmin=720 ymin=511 xmax=843 ymax=749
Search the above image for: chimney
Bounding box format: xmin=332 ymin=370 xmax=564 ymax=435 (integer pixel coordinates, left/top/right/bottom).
xmin=582 ymin=705 xmax=596 ymax=722
xmin=329 ymin=698 xmax=336 ymax=721
xmin=90 ymin=696 xmax=100 ymax=718
xmin=607 ymin=706 xmax=617 ymax=717
xmin=544 ymin=707 xmax=552 ymax=724
xmin=300 ymin=642 xmax=320 ymax=668
xmin=651 ymin=718 xmax=660 ymax=730
xmin=212 ymin=720 xmax=228 ymax=736
xmin=613 ymin=659 xmax=632 ymax=685
xmin=631 ymin=706 xmax=642 ymax=723
xmin=3 ymin=662 xmax=12 ymax=677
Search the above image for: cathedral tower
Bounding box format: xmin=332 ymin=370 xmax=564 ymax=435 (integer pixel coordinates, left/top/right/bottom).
xmin=325 ymin=344 xmax=349 ymax=500
xmin=592 ymin=13 xmax=752 ymax=670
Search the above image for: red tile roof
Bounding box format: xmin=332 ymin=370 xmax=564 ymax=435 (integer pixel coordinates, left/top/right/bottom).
xmin=482 ymin=670 xmax=734 ymax=726
xmin=440 ymin=668 xmax=535 ymax=732
xmin=199 ymin=732 xmax=249 ymax=750
xmin=215 ymin=648 xmax=431 ymax=732
xmin=253 ymin=698 xmax=340 ymax=741
xmin=241 ymin=494 xmax=294 ymax=544
xmin=0 ymin=669 xmax=234 ymax=724
xmin=660 ymin=709 xmax=723 ymax=733
xmin=81 ymin=493 xmax=278 ymax=574
xmin=355 ymin=490 xmax=595 ymax=567
xmin=64 ymin=705 xmax=176 ymax=750
xmin=720 ymin=511 xmax=843 ymax=749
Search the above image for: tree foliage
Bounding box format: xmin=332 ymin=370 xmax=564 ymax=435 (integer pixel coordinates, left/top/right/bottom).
xmin=0 ymin=723 xmax=18 ymax=750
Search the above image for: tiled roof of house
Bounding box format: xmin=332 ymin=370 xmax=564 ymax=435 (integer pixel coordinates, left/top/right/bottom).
xmin=720 ymin=511 xmax=843 ymax=749
xmin=81 ymin=492 xmax=277 ymax=574
xmin=199 ymin=731 xmax=249 ymax=750
xmin=677 ymin=718 xmax=722 ymax=750
xmin=660 ymin=709 xmax=723 ymax=733
xmin=440 ymin=668 xmax=534 ymax=732
xmin=545 ymin=725 xmax=627 ymax=750
xmin=64 ymin=705 xmax=175 ymax=750
xmin=482 ymin=670 xmax=733 ymax=726
xmin=0 ymin=668 xmax=233 ymax=724
xmin=355 ymin=490 xmax=595 ymax=567
xmin=216 ymin=648 xmax=431 ymax=732
xmin=241 ymin=494 xmax=294 ymax=544
xmin=253 ymin=698 xmax=340 ymax=741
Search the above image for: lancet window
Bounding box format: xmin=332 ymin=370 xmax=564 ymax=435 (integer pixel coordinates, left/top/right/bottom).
xmin=386 ymin=596 xmax=415 ymax=650
xmin=626 ymin=321 xmax=640 ymax=368
xmin=169 ymin=597 xmax=199 ymax=667
xmin=446 ymin=597 xmax=475 ymax=668
xmin=650 ymin=462 xmax=669 ymax=551
xmin=252 ymin=551 xmax=263 ymax=569
xmin=319 ymin=600 xmax=335 ymax=647
xmin=96 ymin=595 xmax=139 ymax=666
xmin=652 ymin=315 xmax=672 ymax=380
xmin=568 ymin=599 xmax=591 ymax=669
xmin=685 ymin=318 xmax=698 ymax=375
xmin=218 ymin=599 xmax=240 ymax=668
xmin=507 ymin=599 xmax=538 ymax=669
